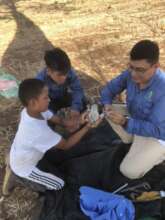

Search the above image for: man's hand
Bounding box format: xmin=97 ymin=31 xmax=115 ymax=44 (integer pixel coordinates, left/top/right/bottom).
xmin=104 ymin=104 xmax=113 ymax=112
xmin=105 ymin=109 xmax=127 ymax=126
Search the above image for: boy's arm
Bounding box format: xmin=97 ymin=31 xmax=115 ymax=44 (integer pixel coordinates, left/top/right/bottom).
xmin=49 ymin=111 xmax=88 ymax=132
xmin=49 ymin=115 xmax=79 ymax=132
xmin=54 ymin=117 xmax=102 ymax=150
xmin=68 ymin=69 xmax=85 ymax=113
xmin=49 ymin=115 xmax=63 ymax=125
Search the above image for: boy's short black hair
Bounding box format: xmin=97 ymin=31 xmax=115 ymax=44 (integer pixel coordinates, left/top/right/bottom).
xmin=130 ymin=40 xmax=159 ymax=64
xmin=19 ymin=78 xmax=46 ymax=106
xmin=44 ymin=48 xmax=71 ymax=75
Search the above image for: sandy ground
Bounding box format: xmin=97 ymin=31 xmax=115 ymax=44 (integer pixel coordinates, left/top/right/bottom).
xmin=0 ymin=0 xmax=165 ymax=219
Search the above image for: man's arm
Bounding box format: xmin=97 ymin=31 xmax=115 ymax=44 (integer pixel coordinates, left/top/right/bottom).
xmin=100 ymin=70 xmax=129 ymax=105
xmin=106 ymin=96 xmax=165 ymax=140
xmin=125 ymin=94 xmax=165 ymax=139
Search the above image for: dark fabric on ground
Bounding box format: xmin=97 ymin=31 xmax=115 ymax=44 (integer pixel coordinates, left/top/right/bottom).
xmin=36 ymin=121 xmax=165 ymax=220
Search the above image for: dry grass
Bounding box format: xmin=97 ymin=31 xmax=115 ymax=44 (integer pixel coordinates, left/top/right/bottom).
xmin=0 ymin=0 xmax=165 ymax=219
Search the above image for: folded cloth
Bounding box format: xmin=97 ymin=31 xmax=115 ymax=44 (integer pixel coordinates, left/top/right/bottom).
xmin=79 ymin=186 xmax=135 ymax=220
xmin=0 ymin=80 xmax=17 ymax=91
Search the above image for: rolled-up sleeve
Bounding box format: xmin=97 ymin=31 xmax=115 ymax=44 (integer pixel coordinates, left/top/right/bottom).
xmin=125 ymin=95 xmax=165 ymax=140
xmin=69 ymin=69 xmax=85 ymax=112
xmin=100 ymin=70 xmax=129 ymax=105
xmin=36 ymin=69 xmax=46 ymax=81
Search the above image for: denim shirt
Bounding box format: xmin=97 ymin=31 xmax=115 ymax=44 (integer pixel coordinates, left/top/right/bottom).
xmin=100 ymin=68 xmax=165 ymax=140
xmin=36 ymin=68 xmax=84 ymax=112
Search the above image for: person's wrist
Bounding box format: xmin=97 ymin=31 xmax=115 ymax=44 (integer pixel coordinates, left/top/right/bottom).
xmin=85 ymin=123 xmax=92 ymax=130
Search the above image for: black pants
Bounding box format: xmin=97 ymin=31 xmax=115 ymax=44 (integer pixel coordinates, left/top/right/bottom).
xmin=15 ymin=150 xmax=66 ymax=193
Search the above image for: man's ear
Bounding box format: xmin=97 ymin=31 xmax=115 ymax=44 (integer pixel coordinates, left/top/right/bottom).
xmin=154 ymin=62 xmax=160 ymax=68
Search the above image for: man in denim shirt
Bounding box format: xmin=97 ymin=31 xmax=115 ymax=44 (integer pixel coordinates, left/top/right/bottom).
xmin=101 ymin=40 xmax=165 ymax=179
xmin=36 ymin=48 xmax=86 ymax=131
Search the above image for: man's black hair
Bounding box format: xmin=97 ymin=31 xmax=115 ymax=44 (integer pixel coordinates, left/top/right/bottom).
xmin=19 ymin=78 xmax=46 ymax=106
xmin=130 ymin=40 xmax=159 ymax=64
xmin=44 ymin=48 xmax=71 ymax=75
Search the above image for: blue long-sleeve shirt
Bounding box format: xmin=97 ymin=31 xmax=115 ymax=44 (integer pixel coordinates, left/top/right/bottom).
xmin=36 ymin=68 xmax=85 ymax=112
xmin=100 ymin=68 xmax=165 ymax=140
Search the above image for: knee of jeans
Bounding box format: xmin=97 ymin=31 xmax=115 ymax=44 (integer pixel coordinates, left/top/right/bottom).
xmin=119 ymin=162 xmax=143 ymax=179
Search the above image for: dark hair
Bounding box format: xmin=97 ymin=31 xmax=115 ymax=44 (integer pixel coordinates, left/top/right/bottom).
xmin=19 ymin=78 xmax=46 ymax=106
xmin=130 ymin=40 xmax=159 ymax=64
xmin=44 ymin=48 xmax=71 ymax=75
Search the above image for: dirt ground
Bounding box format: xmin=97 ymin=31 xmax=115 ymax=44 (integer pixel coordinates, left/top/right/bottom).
xmin=0 ymin=0 xmax=165 ymax=219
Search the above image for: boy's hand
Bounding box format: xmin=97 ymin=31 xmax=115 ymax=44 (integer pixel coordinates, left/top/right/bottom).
xmin=80 ymin=111 xmax=89 ymax=125
xmin=70 ymin=110 xmax=80 ymax=119
xmin=64 ymin=118 xmax=80 ymax=133
xmin=61 ymin=109 xmax=80 ymax=133
xmin=65 ymin=111 xmax=91 ymax=132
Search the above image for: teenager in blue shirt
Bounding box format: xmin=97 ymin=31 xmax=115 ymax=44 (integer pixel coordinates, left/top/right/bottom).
xmin=101 ymin=40 xmax=165 ymax=179
xmin=36 ymin=48 xmax=86 ymax=132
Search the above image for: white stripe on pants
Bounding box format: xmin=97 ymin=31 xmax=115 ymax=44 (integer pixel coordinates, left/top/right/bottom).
xmin=106 ymin=104 xmax=165 ymax=179
xmin=27 ymin=167 xmax=64 ymax=190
